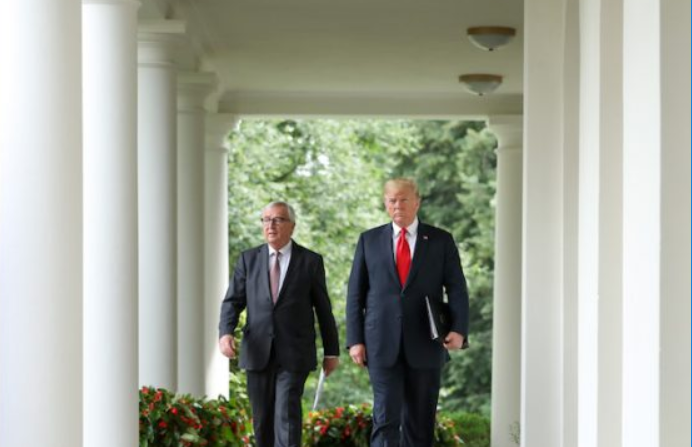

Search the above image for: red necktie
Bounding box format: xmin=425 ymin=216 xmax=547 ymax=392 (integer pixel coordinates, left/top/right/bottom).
xmin=396 ymin=227 xmax=411 ymax=286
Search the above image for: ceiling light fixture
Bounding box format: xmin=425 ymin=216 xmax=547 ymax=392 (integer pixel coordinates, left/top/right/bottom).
xmin=467 ymin=26 xmax=516 ymax=51
xmin=458 ymin=74 xmax=503 ymax=96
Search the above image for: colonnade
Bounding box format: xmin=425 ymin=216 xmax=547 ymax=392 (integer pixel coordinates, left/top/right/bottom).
xmin=0 ymin=1 xmax=688 ymax=447
xmin=0 ymin=2 xmax=233 ymax=446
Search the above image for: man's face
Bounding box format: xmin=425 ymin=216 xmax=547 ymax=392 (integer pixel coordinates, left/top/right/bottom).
xmin=384 ymin=185 xmax=420 ymax=228
xmin=262 ymin=204 xmax=295 ymax=249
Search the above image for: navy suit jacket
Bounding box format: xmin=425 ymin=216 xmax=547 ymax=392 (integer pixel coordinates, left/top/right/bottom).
xmin=219 ymin=241 xmax=340 ymax=372
xmin=346 ymin=222 xmax=469 ymax=369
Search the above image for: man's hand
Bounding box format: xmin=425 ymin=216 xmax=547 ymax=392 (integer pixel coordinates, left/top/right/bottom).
xmin=323 ymin=357 xmax=340 ymax=377
xmin=349 ymin=343 xmax=367 ymax=367
xmin=219 ymin=334 xmax=236 ymax=359
xmin=443 ymin=331 xmax=465 ymax=350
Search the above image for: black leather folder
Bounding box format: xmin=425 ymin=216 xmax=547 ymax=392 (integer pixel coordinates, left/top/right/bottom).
xmin=425 ymin=296 xmax=469 ymax=349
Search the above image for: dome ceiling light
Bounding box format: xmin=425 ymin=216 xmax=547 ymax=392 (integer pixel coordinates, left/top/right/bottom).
xmin=467 ymin=26 xmax=516 ymax=51
xmin=458 ymin=74 xmax=503 ymax=96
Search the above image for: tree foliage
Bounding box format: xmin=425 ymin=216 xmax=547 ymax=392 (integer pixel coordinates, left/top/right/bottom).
xmin=390 ymin=121 xmax=497 ymax=415
xmin=225 ymin=118 xmax=496 ymax=415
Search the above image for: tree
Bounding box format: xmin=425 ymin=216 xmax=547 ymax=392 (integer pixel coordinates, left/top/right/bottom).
xmin=225 ymin=118 xmax=496 ymax=415
xmin=391 ymin=120 xmax=497 ymax=415
xmin=226 ymin=119 xmax=420 ymax=407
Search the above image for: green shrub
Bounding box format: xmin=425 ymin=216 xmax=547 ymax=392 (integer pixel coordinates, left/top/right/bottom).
xmin=446 ymin=412 xmax=491 ymax=447
xmin=139 ymin=387 xmax=252 ymax=447
xmin=303 ymin=404 xmax=372 ymax=446
xmin=303 ymin=403 xmax=463 ymax=446
xmin=140 ymin=387 xmax=477 ymax=447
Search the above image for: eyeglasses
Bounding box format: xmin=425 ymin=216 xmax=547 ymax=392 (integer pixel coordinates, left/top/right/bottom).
xmin=260 ymin=217 xmax=290 ymax=226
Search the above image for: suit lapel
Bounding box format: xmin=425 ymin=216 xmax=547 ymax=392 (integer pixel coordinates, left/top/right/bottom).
xmin=275 ymin=241 xmax=301 ymax=305
xmin=380 ymin=224 xmax=400 ymax=285
xmin=258 ymin=245 xmax=272 ymax=305
xmin=403 ymin=222 xmax=429 ymax=290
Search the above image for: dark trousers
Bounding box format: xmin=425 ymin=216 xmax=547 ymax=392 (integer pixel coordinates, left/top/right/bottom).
xmin=368 ymin=349 xmax=442 ymax=447
xmin=246 ymin=352 xmax=309 ymax=447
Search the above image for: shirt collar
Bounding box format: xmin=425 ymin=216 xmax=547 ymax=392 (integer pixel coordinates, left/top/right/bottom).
xmin=392 ymin=217 xmax=419 ymax=237
xmin=268 ymin=240 xmax=293 ymax=257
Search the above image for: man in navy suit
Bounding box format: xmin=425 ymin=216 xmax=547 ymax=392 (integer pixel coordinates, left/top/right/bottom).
xmin=346 ymin=178 xmax=469 ymax=447
xmin=219 ymin=201 xmax=340 ymax=447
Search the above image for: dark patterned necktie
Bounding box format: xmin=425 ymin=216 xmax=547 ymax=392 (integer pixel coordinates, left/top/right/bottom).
xmin=270 ymin=252 xmax=281 ymax=303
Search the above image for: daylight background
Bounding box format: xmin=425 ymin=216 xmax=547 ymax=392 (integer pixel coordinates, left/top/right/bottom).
xmin=225 ymin=118 xmax=497 ymax=416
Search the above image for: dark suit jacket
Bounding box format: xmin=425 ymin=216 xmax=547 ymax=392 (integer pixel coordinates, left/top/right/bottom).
xmin=346 ymin=222 xmax=469 ymax=369
xmin=219 ymin=241 xmax=340 ymax=372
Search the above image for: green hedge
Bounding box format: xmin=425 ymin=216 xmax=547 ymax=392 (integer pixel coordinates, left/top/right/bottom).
xmin=140 ymin=387 xmax=488 ymax=446
xmin=302 ymin=403 xmax=463 ymax=446
xmin=139 ymin=387 xmax=252 ymax=447
xmin=445 ymin=412 xmax=491 ymax=447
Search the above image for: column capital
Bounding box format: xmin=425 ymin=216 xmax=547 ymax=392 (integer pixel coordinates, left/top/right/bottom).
xmin=487 ymin=114 xmax=523 ymax=151
xmin=178 ymin=72 xmax=217 ymax=113
xmin=206 ymin=114 xmax=240 ymax=152
xmin=138 ymin=20 xmax=186 ymax=67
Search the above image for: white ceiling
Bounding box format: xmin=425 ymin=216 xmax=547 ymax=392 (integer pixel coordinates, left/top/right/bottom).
xmin=143 ymin=0 xmax=524 ymax=117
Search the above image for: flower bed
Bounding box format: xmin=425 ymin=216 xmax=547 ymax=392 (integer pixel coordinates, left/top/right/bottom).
xmin=140 ymin=387 xmax=469 ymax=446
xmin=303 ymin=403 xmax=463 ymax=446
xmin=139 ymin=387 xmax=253 ymax=447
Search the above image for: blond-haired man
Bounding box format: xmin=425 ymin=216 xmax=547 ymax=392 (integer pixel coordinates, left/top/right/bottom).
xmin=346 ymin=179 xmax=469 ymax=447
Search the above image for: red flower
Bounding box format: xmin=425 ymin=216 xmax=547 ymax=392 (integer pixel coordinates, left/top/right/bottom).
xmin=158 ymin=421 xmax=167 ymax=429
xmin=170 ymin=408 xmax=178 ymax=415
xmin=142 ymin=387 xmax=150 ymax=395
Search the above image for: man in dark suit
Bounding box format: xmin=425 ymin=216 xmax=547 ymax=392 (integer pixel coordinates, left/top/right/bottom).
xmin=346 ymin=178 xmax=469 ymax=447
xmin=219 ymin=201 xmax=340 ymax=447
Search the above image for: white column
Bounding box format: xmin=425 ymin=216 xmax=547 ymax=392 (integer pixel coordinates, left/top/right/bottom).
xmin=522 ymin=0 xmax=567 ymax=445
xmin=593 ymin=0 xmax=625 ymax=439
xmin=487 ymin=116 xmax=523 ymax=447
xmin=0 ymin=2 xmax=83 ymax=446
xmin=177 ymin=72 xmax=216 ymax=396
xmin=204 ymin=114 xmax=238 ymax=398
xmin=660 ymin=1 xmax=691 ymax=446
xmin=577 ymin=2 xmax=602 ymax=443
xmin=621 ymin=1 xmax=662 ymax=445
xmin=561 ymin=1 xmax=580 ymax=445
xmin=138 ymin=25 xmax=182 ymax=391
xmin=83 ymin=1 xmax=139 ymax=446
xmin=578 ymin=0 xmax=625 ymax=446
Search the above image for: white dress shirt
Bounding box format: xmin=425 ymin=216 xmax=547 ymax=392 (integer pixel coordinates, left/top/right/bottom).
xmin=268 ymin=240 xmax=292 ymax=294
xmin=392 ymin=217 xmax=419 ymax=261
